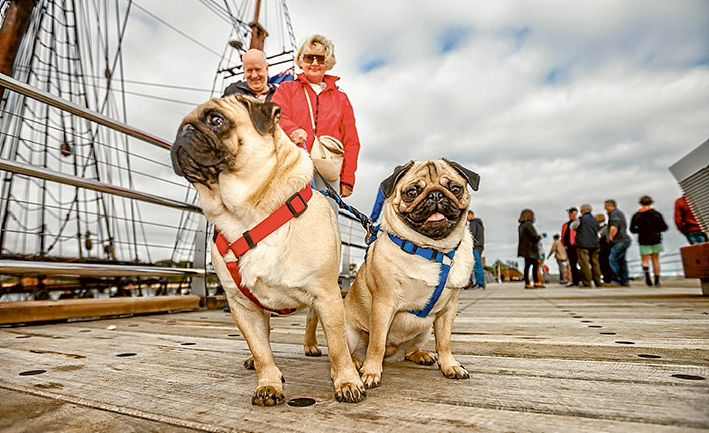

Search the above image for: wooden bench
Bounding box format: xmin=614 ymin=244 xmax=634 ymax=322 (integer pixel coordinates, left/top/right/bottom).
xmin=680 ymin=242 xmax=709 ymax=295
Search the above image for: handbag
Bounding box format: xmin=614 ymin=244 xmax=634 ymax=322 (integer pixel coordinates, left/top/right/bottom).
xmin=303 ymin=87 xmax=344 ymax=182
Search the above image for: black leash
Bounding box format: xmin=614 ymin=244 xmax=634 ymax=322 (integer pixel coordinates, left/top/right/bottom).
xmin=314 ymin=170 xmax=377 ymax=244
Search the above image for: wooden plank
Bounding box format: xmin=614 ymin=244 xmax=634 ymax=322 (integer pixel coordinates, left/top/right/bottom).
xmin=0 ymin=388 xmax=200 ymax=433
xmin=0 ymin=283 xmax=707 ymax=432
xmin=0 ymin=296 xmax=200 ymax=325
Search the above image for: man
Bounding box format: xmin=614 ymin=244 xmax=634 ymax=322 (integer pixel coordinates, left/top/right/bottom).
xmin=467 ymin=210 xmax=485 ymax=289
xmin=674 ymin=195 xmax=708 ymax=245
xmin=571 ymin=204 xmax=602 ymax=288
xmin=548 ymin=234 xmax=568 ymax=284
xmin=560 ymin=207 xmax=580 ymax=286
xmin=223 ymin=49 xmax=276 ymax=101
xmin=605 ymin=199 xmax=631 ymax=286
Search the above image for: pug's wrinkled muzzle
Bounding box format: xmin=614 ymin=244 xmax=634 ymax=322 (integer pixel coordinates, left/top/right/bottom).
xmin=171 ymin=123 xmax=230 ymax=185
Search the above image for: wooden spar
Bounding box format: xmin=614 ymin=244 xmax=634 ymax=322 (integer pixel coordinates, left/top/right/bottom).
xmin=248 ymin=0 xmax=268 ymax=50
xmin=0 ymin=0 xmax=37 ymax=101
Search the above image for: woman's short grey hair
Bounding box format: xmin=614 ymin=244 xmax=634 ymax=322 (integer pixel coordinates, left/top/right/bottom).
xmin=295 ymin=34 xmax=336 ymax=69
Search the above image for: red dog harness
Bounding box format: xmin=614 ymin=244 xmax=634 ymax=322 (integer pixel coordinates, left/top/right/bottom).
xmin=213 ymin=185 xmax=313 ymax=315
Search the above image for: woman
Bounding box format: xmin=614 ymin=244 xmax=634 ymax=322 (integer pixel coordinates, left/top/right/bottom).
xmin=630 ymin=195 xmax=668 ymax=286
xmin=271 ymin=34 xmax=361 ymax=205
xmin=517 ymin=209 xmax=544 ymax=289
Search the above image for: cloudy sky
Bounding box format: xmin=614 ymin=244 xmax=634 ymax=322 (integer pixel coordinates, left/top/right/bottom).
xmin=118 ymin=0 xmax=709 ymax=273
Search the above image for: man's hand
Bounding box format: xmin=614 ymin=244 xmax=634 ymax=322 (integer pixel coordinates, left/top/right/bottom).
xmin=289 ymin=129 xmax=308 ymax=145
xmin=340 ymin=184 xmax=352 ymax=197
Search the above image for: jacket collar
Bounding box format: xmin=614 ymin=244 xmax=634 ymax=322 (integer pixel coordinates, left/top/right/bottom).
xmin=297 ymin=73 xmax=340 ymax=91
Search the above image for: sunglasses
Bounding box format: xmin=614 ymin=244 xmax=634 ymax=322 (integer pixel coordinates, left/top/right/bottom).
xmin=302 ymin=54 xmax=326 ymax=64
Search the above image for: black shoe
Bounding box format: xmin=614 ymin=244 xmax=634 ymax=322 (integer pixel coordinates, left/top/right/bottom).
xmin=654 ymin=275 xmax=661 ymax=287
xmin=643 ymin=268 xmax=652 ymax=286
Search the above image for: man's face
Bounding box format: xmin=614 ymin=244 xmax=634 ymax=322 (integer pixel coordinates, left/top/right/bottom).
xmin=569 ymin=210 xmax=578 ymax=220
xmin=604 ymin=203 xmax=613 ymax=213
xmin=243 ymin=56 xmax=268 ymax=94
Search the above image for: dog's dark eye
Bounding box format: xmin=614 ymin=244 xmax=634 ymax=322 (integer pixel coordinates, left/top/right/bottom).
xmin=405 ymin=188 xmax=418 ymax=199
xmin=450 ymin=184 xmax=463 ymax=196
xmin=208 ymin=113 xmax=224 ymax=129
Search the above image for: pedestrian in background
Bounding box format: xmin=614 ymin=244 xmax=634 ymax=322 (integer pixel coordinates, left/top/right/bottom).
xmin=605 ymin=199 xmax=631 ymax=287
xmin=467 ymin=210 xmax=486 ymax=289
xmin=674 ymin=195 xmax=708 ymax=245
xmin=630 ymin=195 xmax=668 ymax=286
xmin=548 ymin=234 xmax=568 ymax=284
xmin=595 ymin=213 xmax=614 ymax=284
xmin=561 ymin=207 xmax=580 ymax=286
xmin=571 ymin=204 xmax=602 ymax=288
xmin=518 ymin=209 xmax=544 ymax=289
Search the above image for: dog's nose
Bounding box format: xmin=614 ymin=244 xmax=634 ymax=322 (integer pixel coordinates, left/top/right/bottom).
xmin=429 ymin=190 xmax=444 ymax=204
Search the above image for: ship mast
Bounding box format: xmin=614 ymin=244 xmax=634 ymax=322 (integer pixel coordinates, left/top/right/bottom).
xmin=0 ymin=0 xmax=37 ymax=102
xmin=248 ymin=0 xmax=268 ymax=50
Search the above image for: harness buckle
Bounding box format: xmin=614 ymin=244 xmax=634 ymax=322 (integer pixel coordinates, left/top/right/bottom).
xmin=442 ymin=256 xmax=454 ymax=267
xmin=286 ymin=191 xmax=308 ymax=217
xmin=400 ymin=240 xmax=418 ymax=254
xmin=242 ymin=231 xmax=256 ymax=249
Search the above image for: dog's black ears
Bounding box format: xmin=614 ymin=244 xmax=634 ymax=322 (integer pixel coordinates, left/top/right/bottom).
xmin=443 ymin=159 xmax=480 ymax=191
xmin=380 ymin=161 xmax=414 ymax=198
xmin=235 ymin=95 xmax=281 ymax=135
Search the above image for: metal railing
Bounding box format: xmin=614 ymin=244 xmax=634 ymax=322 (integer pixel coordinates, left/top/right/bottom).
xmin=0 ymin=72 xmax=209 ymax=301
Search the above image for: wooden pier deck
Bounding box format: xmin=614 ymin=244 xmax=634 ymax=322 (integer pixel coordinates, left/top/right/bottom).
xmin=1 ymin=280 xmax=708 ymax=432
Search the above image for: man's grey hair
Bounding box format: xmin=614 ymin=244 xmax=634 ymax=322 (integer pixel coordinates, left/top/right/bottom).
xmin=580 ymin=203 xmax=592 ymax=213
xmin=604 ymin=199 xmax=617 ymax=207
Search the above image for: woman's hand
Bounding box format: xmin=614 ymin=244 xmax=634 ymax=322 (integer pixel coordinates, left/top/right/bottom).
xmin=289 ymin=129 xmax=308 ymax=145
xmin=340 ymin=184 xmax=352 ymax=197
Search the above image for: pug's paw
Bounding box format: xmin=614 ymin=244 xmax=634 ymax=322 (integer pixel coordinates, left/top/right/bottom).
xmin=405 ymin=349 xmax=437 ymax=366
xmin=251 ymin=385 xmax=285 ymax=406
xmin=359 ymin=363 xmax=382 ymax=389
xmin=439 ymin=362 xmax=470 ymax=379
xmin=243 ymin=356 xmax=255 ymax=370
xmin=304 ymin=345 xmax=322 ymax=357
xmin=334 ymin=381 xmax=366 ymax=403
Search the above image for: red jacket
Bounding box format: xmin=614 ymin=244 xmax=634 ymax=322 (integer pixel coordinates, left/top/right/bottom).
xmin=560 ymin=221 xmax=576 ymax=247
xmin=271 ymin=74 xmax=361 ymax=188
xmin=674 ymin=196 xmax=702 ymax=235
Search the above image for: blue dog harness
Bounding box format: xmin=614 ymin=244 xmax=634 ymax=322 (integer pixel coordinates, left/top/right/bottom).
xmin=387 ymin=232 xmax=457 ymax=318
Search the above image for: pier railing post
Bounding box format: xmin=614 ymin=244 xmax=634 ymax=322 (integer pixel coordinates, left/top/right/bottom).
xmin=192 ymin=215 xmax=208 ymax=306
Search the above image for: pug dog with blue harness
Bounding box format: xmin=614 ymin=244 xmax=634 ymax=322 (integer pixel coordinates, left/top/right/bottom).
xmin=344 ymin=159 xmax=479 ymax=389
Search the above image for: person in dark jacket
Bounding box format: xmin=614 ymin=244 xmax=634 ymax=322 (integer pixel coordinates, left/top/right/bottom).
xmin=467 ymin=210 xmax=485 ymax=289
xmin=595 ymin=213 xmax=614 ymax=284
xmin=630 ymin=195 xmax=668 ymax=286
xmin=222 ymin=49 xmax=277 ymax=101
xmin=560 ymin=207 xmax=580 ymax=286
xmin=571 ymin=204 xmax=602 ymax=287
xmin=517 ymin=209 xmax=544 ymax=289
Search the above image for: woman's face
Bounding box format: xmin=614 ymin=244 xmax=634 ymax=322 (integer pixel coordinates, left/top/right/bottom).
xmin=299 ymin=45 xmax=328 ymax=84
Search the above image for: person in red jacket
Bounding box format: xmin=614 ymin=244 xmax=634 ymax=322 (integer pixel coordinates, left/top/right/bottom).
xmin=271 ymin=34 xmax=361 ymax=204
xmin=560 ymin=207 xmax=580 ymax=286
xmin=674 ymin=195 xmax=708 ymax=245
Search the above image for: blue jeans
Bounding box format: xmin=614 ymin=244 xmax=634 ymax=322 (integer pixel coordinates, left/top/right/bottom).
xmin=473 ymin=249 xmax=485 ymax=286
xmin=609 ymin=241 xmax=630 ymax=284
xmin=686 ymin=231 xmax=708 ymax=245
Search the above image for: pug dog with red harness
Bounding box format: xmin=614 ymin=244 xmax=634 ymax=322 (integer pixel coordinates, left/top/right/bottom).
xmin=344 ymin=159 xmax=479 ymax=389
xmin=171 ymin=95 xmax=365 ymax=406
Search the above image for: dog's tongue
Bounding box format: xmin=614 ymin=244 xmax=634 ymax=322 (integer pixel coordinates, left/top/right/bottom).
xmin=425 ymin=213 xmax=446 ymax=223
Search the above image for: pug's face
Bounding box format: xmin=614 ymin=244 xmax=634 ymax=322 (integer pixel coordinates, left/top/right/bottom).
xmin=382 ymin=160 xmax=480 ymax=241
xmin=171 ymin=95 xmax=281 ymax=187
